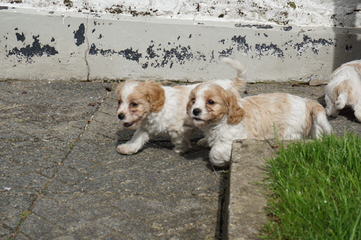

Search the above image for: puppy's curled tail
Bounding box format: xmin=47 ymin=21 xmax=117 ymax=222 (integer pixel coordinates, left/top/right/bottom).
xmin=221 ymin=57 xmax=247 ymax=92
xmin=309 ymin=100 xmax=333 ymax=138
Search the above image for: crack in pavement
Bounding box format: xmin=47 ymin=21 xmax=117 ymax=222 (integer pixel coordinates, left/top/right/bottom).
xmin=9 ymin=91 xmax=110 ymax=239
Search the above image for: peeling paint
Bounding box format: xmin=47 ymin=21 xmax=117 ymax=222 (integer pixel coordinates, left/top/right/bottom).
xmin=255 ymin=43 xmax=284 ymax=57
xmin=16 ymin=32 xmax=25 ymax=42
xmin=73 ymin=23 xmax=85 ymax=46
xmin=145 ymin=43 xmax=158 ymax=59
xmin=6 ymin=35 xmax=58 ymax=63
xmin=231 ymin=35 xmax=250 ymax=53
xmin=89 ymin=43 xmax=142 ymax=62
xmin=293 ymin=35 xmax=334 ymax=55
xmin=219 ymin=47 xmax=233 ymax=57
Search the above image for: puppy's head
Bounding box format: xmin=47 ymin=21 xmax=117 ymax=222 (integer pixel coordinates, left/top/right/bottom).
xmin=187 ymin=83 xmax=244 ymax=128
xmin=116 ymin=80 xmax=165 ymax=130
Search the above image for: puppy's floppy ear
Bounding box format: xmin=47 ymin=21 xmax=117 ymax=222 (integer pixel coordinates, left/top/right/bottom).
xmin=115 ymin=82 xmax=125 ymax=99
xmin=225 ymin=90 xmax=244 ymax=124
xmin=186 ymin=91 xmax=195 ymax=115
xmin=142 ymin=81 xmax=165 ymax=112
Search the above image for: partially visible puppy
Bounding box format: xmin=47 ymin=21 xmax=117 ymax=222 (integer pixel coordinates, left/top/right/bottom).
xmin=325 ymin=60 xmax=361 ymax=121
xmin=187 ymin=84 xmax=332 ymax=167
xmin=115 ymin=58 xmax=246 ymax=155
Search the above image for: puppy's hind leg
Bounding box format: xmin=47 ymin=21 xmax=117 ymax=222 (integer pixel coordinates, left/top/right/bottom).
xmin=310 ymin=104 xmax=332 ymax=139
xmin=353 ymin=103 xmax=361 ymax=122
xmin=170 ymin=129 xmax=192 ymax=154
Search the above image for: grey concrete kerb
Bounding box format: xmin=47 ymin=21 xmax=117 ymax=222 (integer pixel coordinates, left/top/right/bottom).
xmin=226 ymin=139 xmax=278 ymax=240
xmin=1 ymin=6 xmax=361 ymax=82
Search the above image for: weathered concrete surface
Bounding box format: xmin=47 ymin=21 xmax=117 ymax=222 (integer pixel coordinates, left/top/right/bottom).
xmin=227 ymin=140 xmax=276 ymax=240
xmin=0 ymin=80 xmax=223 ymax=240
xmin=1 ymin=7 xmax=361 ymax=82
xmin=227 ymin=83 xmax=361 ymax=240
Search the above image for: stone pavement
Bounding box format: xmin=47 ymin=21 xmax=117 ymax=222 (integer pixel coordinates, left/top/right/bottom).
xmin=1 ymin=81 xmax=360 ymax=240
xmin=0 ymin=81 xmax=225 ymax=240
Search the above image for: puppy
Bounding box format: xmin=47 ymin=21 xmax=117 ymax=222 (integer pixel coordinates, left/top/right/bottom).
xmin=115 ymin=58 xmax=246 ymax=155
xmin=187 ymin=84 xmax=332 ymax=166
xmin=325 ymin=60 xmax=361 ymax=121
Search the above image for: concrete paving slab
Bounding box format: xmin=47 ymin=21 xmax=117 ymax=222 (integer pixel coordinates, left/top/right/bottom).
xmin=227 ymin=140 xmax=276 ymax=240
xmin=0 ymin=80 xmax=223 ymax=240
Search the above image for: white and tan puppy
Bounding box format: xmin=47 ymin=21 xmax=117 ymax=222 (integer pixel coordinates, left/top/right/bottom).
xmin=325 ymin=60 xmax=361 ymax=121
xmin=187 ymin=85 xmax=332 ymax=167
xmin=115 ymin=58 xmax=246 ymax=155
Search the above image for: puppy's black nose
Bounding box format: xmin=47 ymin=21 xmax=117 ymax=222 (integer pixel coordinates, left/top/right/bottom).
xmin=193 ymin=108 xmax=201 ymax=116
xmin=118 ymin=113 xmax=125 ymax=120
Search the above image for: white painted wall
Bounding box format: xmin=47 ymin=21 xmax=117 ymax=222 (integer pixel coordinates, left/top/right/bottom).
xmin=1 ymin=0 xmax=360 ymax=27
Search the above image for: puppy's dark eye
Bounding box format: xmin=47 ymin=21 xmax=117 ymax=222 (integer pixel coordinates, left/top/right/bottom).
xmin=130 ymin=102 xmax=138 ymax=107
xmin=191 ymin=98 xmax=196 ymax=103
xmin=207 ymin=99 xmax=215 ymax=105
xmin=118 ymin=100 xmax=122 ymax=105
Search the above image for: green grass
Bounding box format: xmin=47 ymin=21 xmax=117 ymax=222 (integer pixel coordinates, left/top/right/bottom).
xmin=263 ymin=134 xmax=361 ymax=240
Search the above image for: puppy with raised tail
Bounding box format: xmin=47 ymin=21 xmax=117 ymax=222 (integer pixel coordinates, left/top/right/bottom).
xmin=325 ymin=60 xmax=361 ymax=121
xmin=187 ymin=84 xmax=332 ymax=167
xmin=115 ymin=58 xmax=246 ymax=155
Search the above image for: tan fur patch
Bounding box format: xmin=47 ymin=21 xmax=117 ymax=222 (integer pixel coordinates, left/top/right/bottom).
xmin=232 ymin=77 xmax=247 ymax=93
xmin=226 ymin=89 xmax=244 ymax=124
xmin=127 ymin=90 xmax=151 ymax=118
xmin=137 ymin=81 xmax=165 ymax=113
xmin=240 ymin=93 xmax=291 ymax=139
xmin=305 ymin=100 xmax=325 ymax=136
xmin=203 ymin=86 xmax=229 ymax=123
xmin=334 ymin=80 xmax=357 ymax=105
xmin=187 ymin=90 xmax=196 ymax=116
xmin=204 ymin=85 xmax=244 ymax=124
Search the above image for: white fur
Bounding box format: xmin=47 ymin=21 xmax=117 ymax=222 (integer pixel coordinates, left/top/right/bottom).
xmin=325 ymin=59 xmax=361 ymax=121
xmin=117 ymin=83 xmax=194 ymax=154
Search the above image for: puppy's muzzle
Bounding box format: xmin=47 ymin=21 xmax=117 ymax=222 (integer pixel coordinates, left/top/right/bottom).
xmin=192 ymin=108 xmax=201 ymax=116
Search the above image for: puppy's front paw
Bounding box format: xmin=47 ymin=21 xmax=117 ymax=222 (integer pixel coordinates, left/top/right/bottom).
xmin=174 ymin=145 xmax=189 ymax=154
xmin=196 ymin=138 xmax=209 ymax=147
xmin=354 ymin=110 xmax=361 ymax=122
xmin=116 ymin=144 xmax=138 ymax=155
xmin=335 ymin=99 xmax=346 ymax=110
